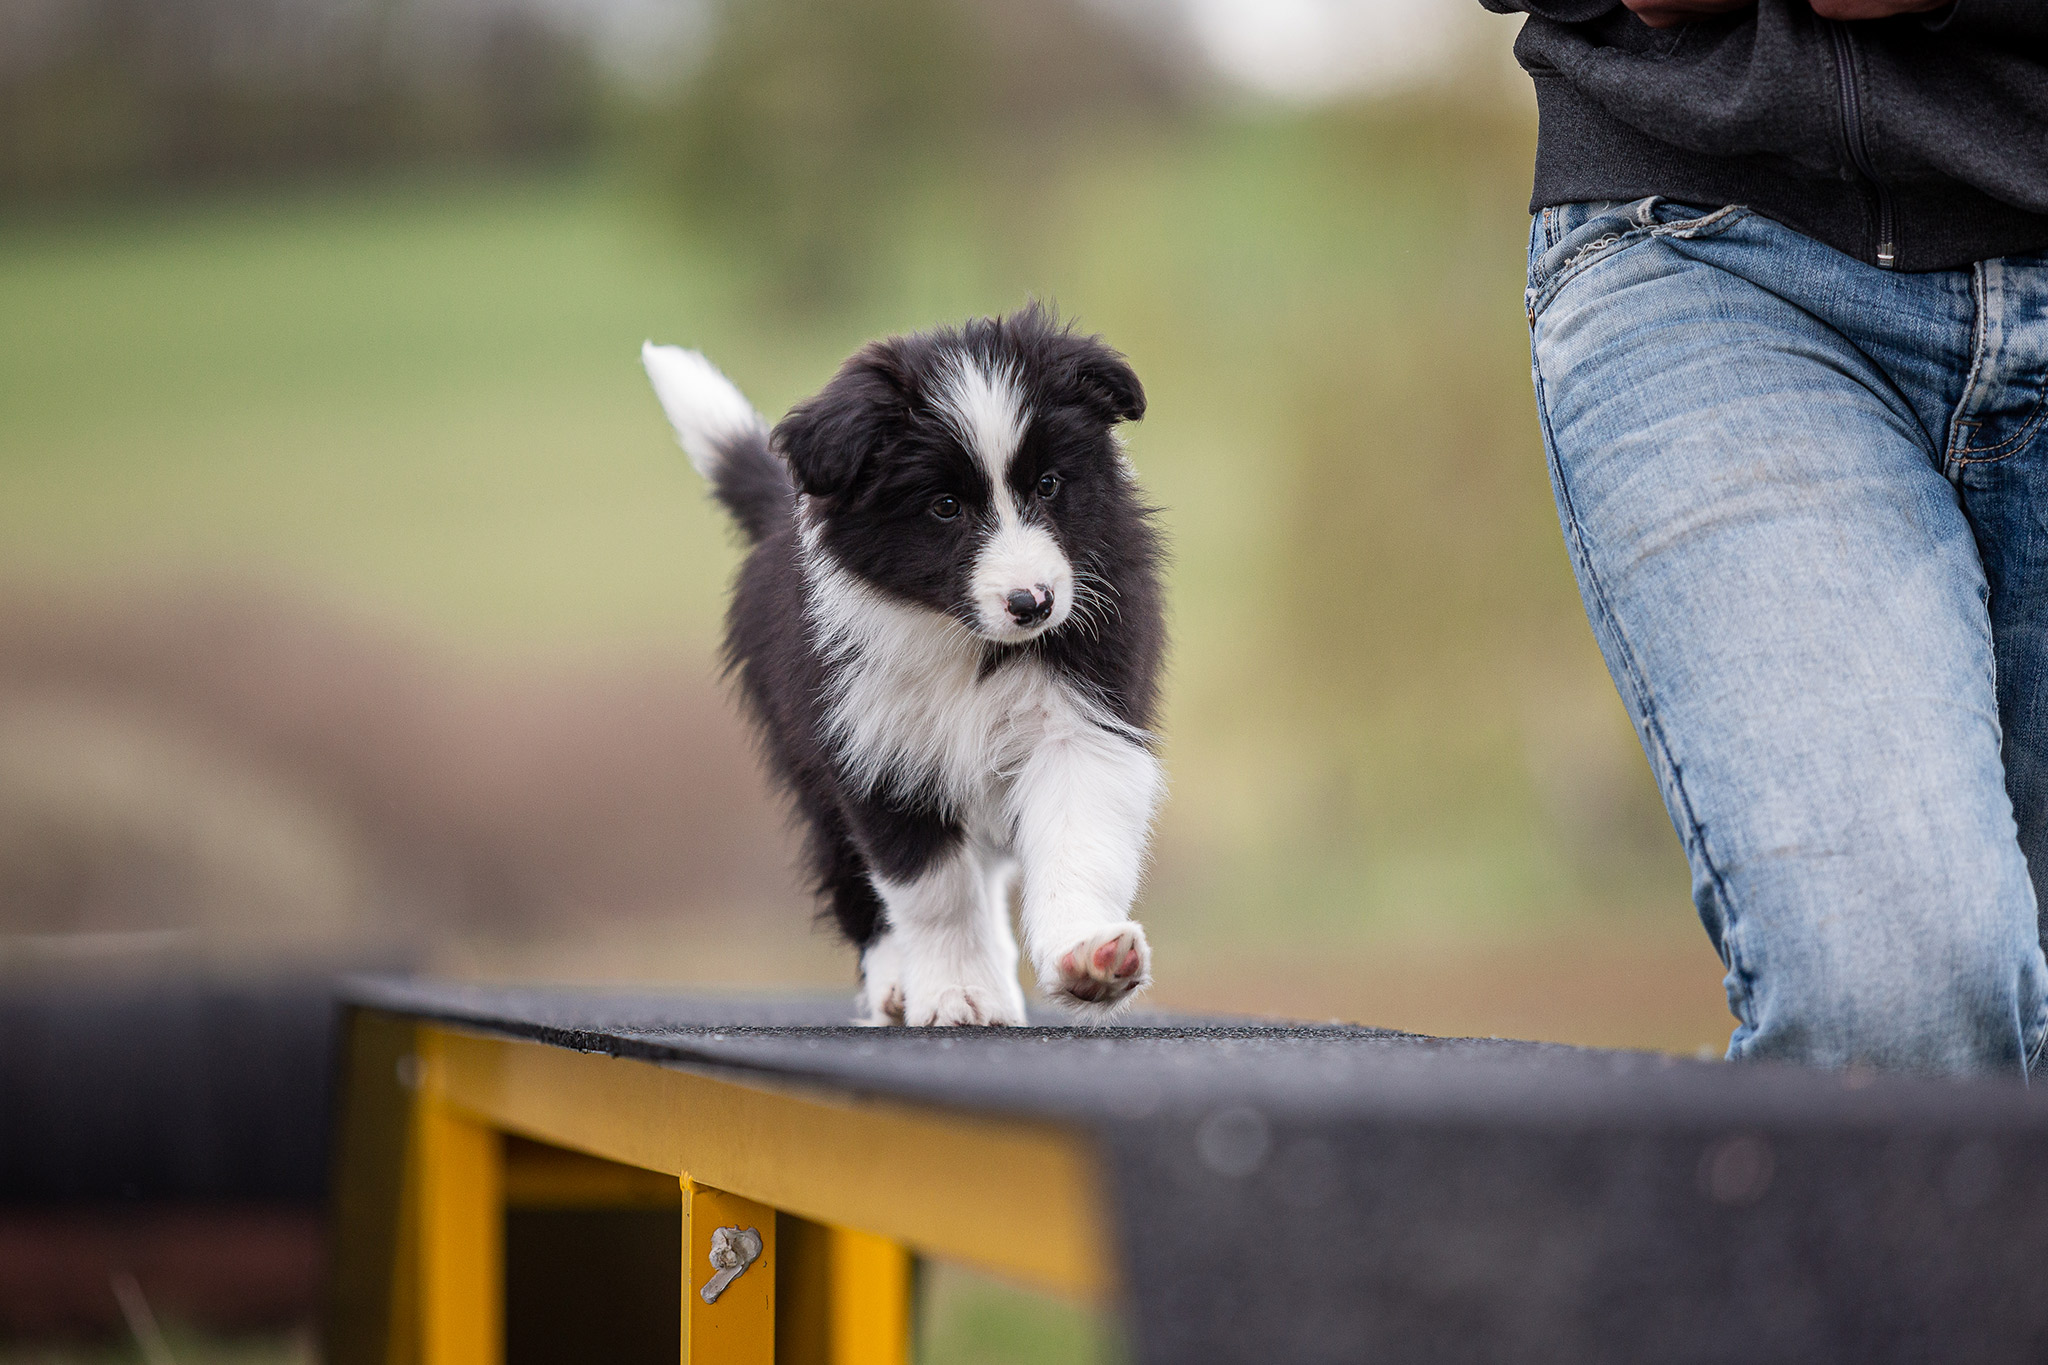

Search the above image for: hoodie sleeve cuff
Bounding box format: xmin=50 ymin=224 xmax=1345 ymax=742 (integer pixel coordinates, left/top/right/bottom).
xmin=1923 ymin=0 xmax=2048 ymax=41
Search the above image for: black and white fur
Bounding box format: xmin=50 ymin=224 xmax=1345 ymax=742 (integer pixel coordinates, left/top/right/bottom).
xmin=642 ymin=304 xmax=1166 ymax=1025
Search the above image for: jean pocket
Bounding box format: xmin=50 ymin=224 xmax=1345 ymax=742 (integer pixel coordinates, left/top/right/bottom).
xmin=1526 ymin=197 xmax=1748 ymax=321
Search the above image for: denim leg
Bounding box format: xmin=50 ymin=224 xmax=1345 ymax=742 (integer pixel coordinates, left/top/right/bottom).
xmin=1948 ymin=254 xmax=2048 ymax=963
xmin=1530 ymin=207 xmax=2048 ymax=1076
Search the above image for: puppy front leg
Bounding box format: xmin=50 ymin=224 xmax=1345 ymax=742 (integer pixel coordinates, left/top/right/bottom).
xmin=1010 ymin=725 xmax=1164 ymax=1013
xmin=841 ymin=793 xmax=1023 ymax=1027
xmin=869 ymin=844 xmax=1027 ymax=1027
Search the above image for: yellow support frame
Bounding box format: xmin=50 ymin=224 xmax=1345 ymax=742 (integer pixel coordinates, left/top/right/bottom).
xmin=684 ymin=1180 xmax=777 ymax=1362
xmin=328 ymin=1009 xmax=1109 ymax=1365
xmin=825 ymin=1225 xmax=915 ymax=1365
xmin=414 ymin=1063 xmax=503 ymax=1365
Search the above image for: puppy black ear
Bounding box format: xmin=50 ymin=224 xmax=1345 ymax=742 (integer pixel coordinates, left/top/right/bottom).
xmin=773 ymin=342 xmax=911 ymax=498
xmin=1069 ymin=339 xmax=1146 ymax=424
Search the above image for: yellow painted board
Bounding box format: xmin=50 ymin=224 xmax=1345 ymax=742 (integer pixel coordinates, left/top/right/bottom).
xmin=686 ymin=1181 xmax=777 ymax=1364
xmin=415 ymin=1033 xmax=504 ymax=1365
xmin=415 ymin=1021 xmax=1109 ymax=1299
xmin=827 ymin=1226 xmax=912 ymax=1365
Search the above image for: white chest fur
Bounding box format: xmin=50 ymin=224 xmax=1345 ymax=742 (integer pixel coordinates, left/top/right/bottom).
xmin=802 ymin=545 xmax=1110 ymax=835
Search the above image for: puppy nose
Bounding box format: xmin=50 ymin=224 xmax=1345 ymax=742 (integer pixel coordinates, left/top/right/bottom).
xmin=1006 ymin=585 xmax=1054 ymax=625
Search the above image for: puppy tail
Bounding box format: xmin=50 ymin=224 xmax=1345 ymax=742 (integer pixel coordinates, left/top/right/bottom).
xmin=642 ymin=342 xmax=789 ymax=542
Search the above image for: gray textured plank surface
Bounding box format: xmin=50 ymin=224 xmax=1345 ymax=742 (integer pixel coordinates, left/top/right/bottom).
xmin=341 ymin=978 xmax=2048 ymax=1365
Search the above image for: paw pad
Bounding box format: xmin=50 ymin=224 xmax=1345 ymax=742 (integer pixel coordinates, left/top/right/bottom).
xmin=1052 ymin=924 xmax=1150 ymax=1008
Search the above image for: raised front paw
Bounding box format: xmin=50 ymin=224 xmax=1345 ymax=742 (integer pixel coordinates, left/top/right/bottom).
xmin=906 ymin=983 xmax=1027 ymax=1028
xmin=1049 ymin=923 xmax=1150 ymax=1011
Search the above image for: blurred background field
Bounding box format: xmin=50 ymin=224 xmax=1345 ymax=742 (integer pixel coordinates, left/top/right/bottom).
xmin=0 ymin=0 xmax=1730 ymax=1357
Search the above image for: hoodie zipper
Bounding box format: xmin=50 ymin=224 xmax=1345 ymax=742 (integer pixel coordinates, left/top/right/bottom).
xmin=1826 ymin=21 xmax=1896 ymax=269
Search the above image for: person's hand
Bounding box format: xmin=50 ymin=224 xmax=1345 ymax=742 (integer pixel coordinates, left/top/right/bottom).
xmin=1620 ymin=0 xmax=1753 ymax=28
xmin=1807 ymin=0 xmax=1948 ymax=16
xmin=1622 ymin=0 xmax=1947 ymax=24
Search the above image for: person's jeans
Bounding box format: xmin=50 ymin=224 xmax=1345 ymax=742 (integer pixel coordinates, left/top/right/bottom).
xmin=1528 ymin=198 xmax=2048 ymax=1077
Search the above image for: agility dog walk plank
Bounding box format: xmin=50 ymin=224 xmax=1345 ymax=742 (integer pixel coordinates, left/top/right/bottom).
xmin=328 ymin=979 xmax=2048 ymax=1365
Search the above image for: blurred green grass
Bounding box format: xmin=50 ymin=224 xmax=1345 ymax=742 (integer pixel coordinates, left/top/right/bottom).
xmin=0 ymin=1265 xmax=1112 ymax=1365
xmin=0 ymin=1326 xmax=315 ymax=1365
xmin=919 ymin=1264 xmax=1120 ymax=1365
xmin=0 ymin=105 xmax=1690 ymax=963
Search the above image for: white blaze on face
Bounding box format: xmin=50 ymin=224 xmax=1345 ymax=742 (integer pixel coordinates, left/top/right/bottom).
xmin=934 ymin=353 xmax=1074 ymax=643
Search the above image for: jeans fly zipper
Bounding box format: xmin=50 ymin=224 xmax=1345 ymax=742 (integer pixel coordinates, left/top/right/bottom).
xmin=1827 ymin=21 xmax=1896 ymax=269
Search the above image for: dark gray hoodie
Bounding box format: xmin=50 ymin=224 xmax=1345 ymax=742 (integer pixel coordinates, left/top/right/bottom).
xmin=1478 ymin=0 xmax=2048 ymax=270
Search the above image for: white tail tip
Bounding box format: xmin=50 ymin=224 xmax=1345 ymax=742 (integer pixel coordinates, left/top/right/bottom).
xmin=641 ymin=341 xmax=768 ymax=478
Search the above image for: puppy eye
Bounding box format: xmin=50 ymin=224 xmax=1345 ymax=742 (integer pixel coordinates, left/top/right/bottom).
xmin=931 ymin=495 xmax=961 ymax=520
xmin=1036 ymin=472 xmax=1061 ymax=500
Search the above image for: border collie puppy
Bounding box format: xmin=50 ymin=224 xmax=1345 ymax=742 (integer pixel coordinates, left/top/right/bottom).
xmin=642 ymin=304 xmax=1165 ymax=1025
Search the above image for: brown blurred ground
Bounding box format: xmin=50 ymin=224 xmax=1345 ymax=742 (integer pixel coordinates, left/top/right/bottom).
xmin=0 ymin=1208 xmax=321 ymax=1337
xmin=1156 ymin=921 xmax=1732 ymax=1056
xmin=0 ymin=581 xmax=804 ymax=956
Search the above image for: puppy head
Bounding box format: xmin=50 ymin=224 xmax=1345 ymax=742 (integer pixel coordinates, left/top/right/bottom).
xmin=776 ymin=303 xmax=1145 ymax=646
